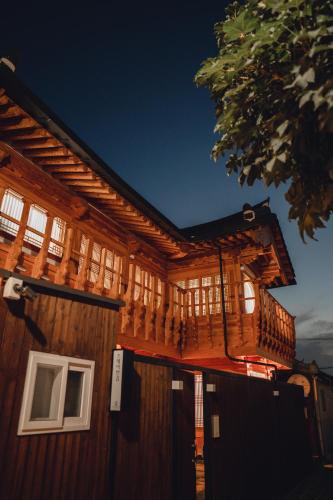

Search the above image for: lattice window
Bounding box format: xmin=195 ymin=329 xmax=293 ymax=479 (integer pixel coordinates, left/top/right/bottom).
xmin=24 ymin=204 xmax=47 ymax=248
xmin=134 ymin=265 xmax=142 ymax=301
xmin=173 ymin=285 xmax=185 ymax=318
xmin=143 ymin=272 xmax=153 ymax=306
xmin=177 ymin=273 xmax=232 ymax=318
xmin=84 ymin=241 xmax=122 ymax=293
xmin=104 ymin=251 xmax=122 ymax=293
xmin=156 ymin=278 xmax=162 ymax=308
xmin=77 ymin=234 xmax=89 ymax=275
xmin=89 ymin=242 xmax=102 ymax=283
xmin=0 ymin=188 xmax=24 ymax=237
xmin=242 ymin=274 xmax=255 ymax=314
xmin=49 ymin=217 xmax=66 ymax=258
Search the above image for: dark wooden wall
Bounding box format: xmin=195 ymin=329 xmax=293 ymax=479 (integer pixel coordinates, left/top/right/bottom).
xmin=204 ymin=372 xmax=312 ymax=500
xmin=112 ymin=361 xmax=173 ymax=500
xmin=0 ymin=291 xmax=118 ymax=500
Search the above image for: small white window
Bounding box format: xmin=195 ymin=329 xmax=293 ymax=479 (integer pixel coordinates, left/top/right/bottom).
xmin=18 ymin=351 xmax=95 ymax=435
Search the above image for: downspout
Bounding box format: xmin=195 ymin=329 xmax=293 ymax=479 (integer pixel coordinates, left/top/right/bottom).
xmin=216 ymin=242 xmax=278 ymax=379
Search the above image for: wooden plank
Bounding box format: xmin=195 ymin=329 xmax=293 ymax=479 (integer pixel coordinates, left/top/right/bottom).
xmin=0 ymin=291 xmax=119 ymax=500
xmin=113 ymin=361 xmax=173 ymax=500
xmin=173 ymin=368 xmax=196 ymax=500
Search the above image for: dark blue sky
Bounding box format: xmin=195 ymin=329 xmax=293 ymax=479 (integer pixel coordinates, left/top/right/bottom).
xmin=2 ymin=1 xmax=333 ymax=371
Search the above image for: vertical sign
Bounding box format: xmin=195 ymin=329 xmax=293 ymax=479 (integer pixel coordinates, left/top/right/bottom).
xmin=211 ymin=414 xmax=220 ymax=438
xmin=110 ymin=349 xmax=124 ymax=411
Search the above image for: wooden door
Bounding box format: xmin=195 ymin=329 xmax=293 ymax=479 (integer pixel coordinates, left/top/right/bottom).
xmin=111 ymin=360 xmax=196 ymax=500
xmin=173 ymin=368 xmax=196 ymax=500
xmin=203 ymin=372 xmax=312 ymax=500
xmin=203 ymin=373 xmax=278 ymax=500
xmin=112 ymin=361 xmax=173 ymax=500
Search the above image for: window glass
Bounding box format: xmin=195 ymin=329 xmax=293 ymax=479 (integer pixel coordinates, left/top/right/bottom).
xmin=243 ymin=278 xmax=255 ymax=314
xmin=0 ymin=189 xmax=24 ymax=237
xmin=30 ymin=365 xmax=63 ymax=420
xmin=64 ymin=371 xmax=84 ymax=418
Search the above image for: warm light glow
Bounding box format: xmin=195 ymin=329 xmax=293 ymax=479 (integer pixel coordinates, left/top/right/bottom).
xmin=243 ymin=280 xmax=255 ymax=314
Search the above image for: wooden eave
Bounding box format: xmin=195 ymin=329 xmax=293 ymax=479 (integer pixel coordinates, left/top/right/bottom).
xmin=0 ymin=66 xmax=296 ymax=287
xmin=0 ymin=67 xmax=185 ymax=258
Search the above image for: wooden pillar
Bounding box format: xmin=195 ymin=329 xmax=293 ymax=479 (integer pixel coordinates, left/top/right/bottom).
xmin=5 ymin=199 xmax=31 ymax=271
xmin=93 ymin=247 xmax=106 ymax=295
xmin=75 ymin=238 xmax=93 ymax=291
xmin=31 ymin=213 xmax=53 ymax=279
xmin=54 ymin=226 xmax=74 ymax=285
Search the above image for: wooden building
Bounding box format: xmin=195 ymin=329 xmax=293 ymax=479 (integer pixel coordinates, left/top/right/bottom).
xmin=0 ymin=59 xmax=309 ymax=500
xmin=0 ymin=60 xmax=296 ymax=376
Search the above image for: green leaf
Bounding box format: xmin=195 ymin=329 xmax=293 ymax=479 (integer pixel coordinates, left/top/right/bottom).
xmin=223 ymin=10 xmax=259 ymax=42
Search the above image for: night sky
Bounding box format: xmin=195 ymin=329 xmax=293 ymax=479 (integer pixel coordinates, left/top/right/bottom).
xmin=1 ymin=1 xmax=333 ymax=371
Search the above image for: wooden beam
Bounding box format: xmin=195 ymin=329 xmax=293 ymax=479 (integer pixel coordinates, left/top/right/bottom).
xmin=0 ymin=116 xmax=35 ymax=128
xmin=24 ymin=147 xmax=72 ymax=157
xmin=12 ymin=137 xmax=61 ymax=148
xmin=0 ymin=127 xmax=51 ymax=140
xmin=53 ymin=173 xmax=97 ymax=181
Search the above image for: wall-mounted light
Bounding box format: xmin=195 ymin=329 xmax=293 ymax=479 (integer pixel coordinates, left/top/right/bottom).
xmin=3 ymin=277 xmax=37 ymax=301
xmin=243 ymin=203 xmax=255 ymax=222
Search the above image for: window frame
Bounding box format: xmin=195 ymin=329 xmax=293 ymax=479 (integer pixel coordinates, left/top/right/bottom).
xmin=18 ymin=351 xmax=95 ymax=436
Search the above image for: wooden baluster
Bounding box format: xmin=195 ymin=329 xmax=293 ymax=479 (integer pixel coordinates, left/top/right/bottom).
xmin=165 ymin=284 xmax=174 ymax=346
xmin=174 ymin=287 xmax=182 ymax=349
xmin=5 ymin=199 xmax=31 ymax=271
xmin=233 ymin=258 xmax=243 ymax=342
xmin=31 ymin=214 xmax=53 ymax=279
xmin=110 ymin=254 xmax=121 ymax=299
xmin=75 ymin=238 xmax=92 ymax=291
xmin=120 ymin=262 xmax=136 ymax=336
xmin=54 ymin=226 xmax=74 ymax=285
xmin=145 ymin=275 xmax=156 ymax=341
xmin=156 ymin=280 xmax=166 ymax=344
xmin=205 ymin=287 xmax=213 ymax=347
xmin=134 ymin=268 xmax=145 ymax=338
xmin=93 ymin=247 xmax=106 ymax=295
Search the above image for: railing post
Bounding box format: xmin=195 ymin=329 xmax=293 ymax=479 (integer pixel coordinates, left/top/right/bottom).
xmin=31 ymin=213 xmax=53 ymax=279
xmin=5 ymin=199 xmax=31 ymax=271
xmin=54 ymin=226 xmax=74 ymax=285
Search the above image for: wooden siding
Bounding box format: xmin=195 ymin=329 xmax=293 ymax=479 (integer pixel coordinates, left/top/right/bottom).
xmin=204 ymin=372 xmax=312 ymax=500
xmin=0 ymin=149 xmax=295 ymax=367
xmin=112 ymin=361 xmax=173 ymax=500
xmin=0 ymin=291 xmax=118 ymax=500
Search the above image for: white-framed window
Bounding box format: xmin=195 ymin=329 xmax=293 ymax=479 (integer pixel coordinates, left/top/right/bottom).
xmin=18 ymin=351 xmax=95 ymax=435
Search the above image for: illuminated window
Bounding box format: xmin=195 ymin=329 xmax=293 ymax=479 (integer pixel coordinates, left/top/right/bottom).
xmin=243 ymin=275 xmax=255 ymax=314
xmin=24 ymin=204 xmax=47 ymax=248
xmin=89 ymin=242 xmax=102 ymax=283
xmin=143 ymin=272 xmax=152 ymax=306
xmin=177 ymin=273 xmax=232 ymax=317
xmin=156 ymin=278 xmax=162 ymax=308
xmin=0 ymin=188 xmax=24 ymax=237
xmin=134 ymin=265 xmax=142 ymax=301
xmin=49 ymin=217 xmax=66 ymax=257
xmin=18 ymin=351 xmax=94 ymax=435
xmin=104 ymin=251 xmax=122 ymax=293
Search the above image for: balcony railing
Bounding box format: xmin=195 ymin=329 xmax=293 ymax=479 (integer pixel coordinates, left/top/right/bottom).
xmin=0 ymin=184 xmax=296 ymax=364
xmin=258 ymin=288 xmax=295 ymax=362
